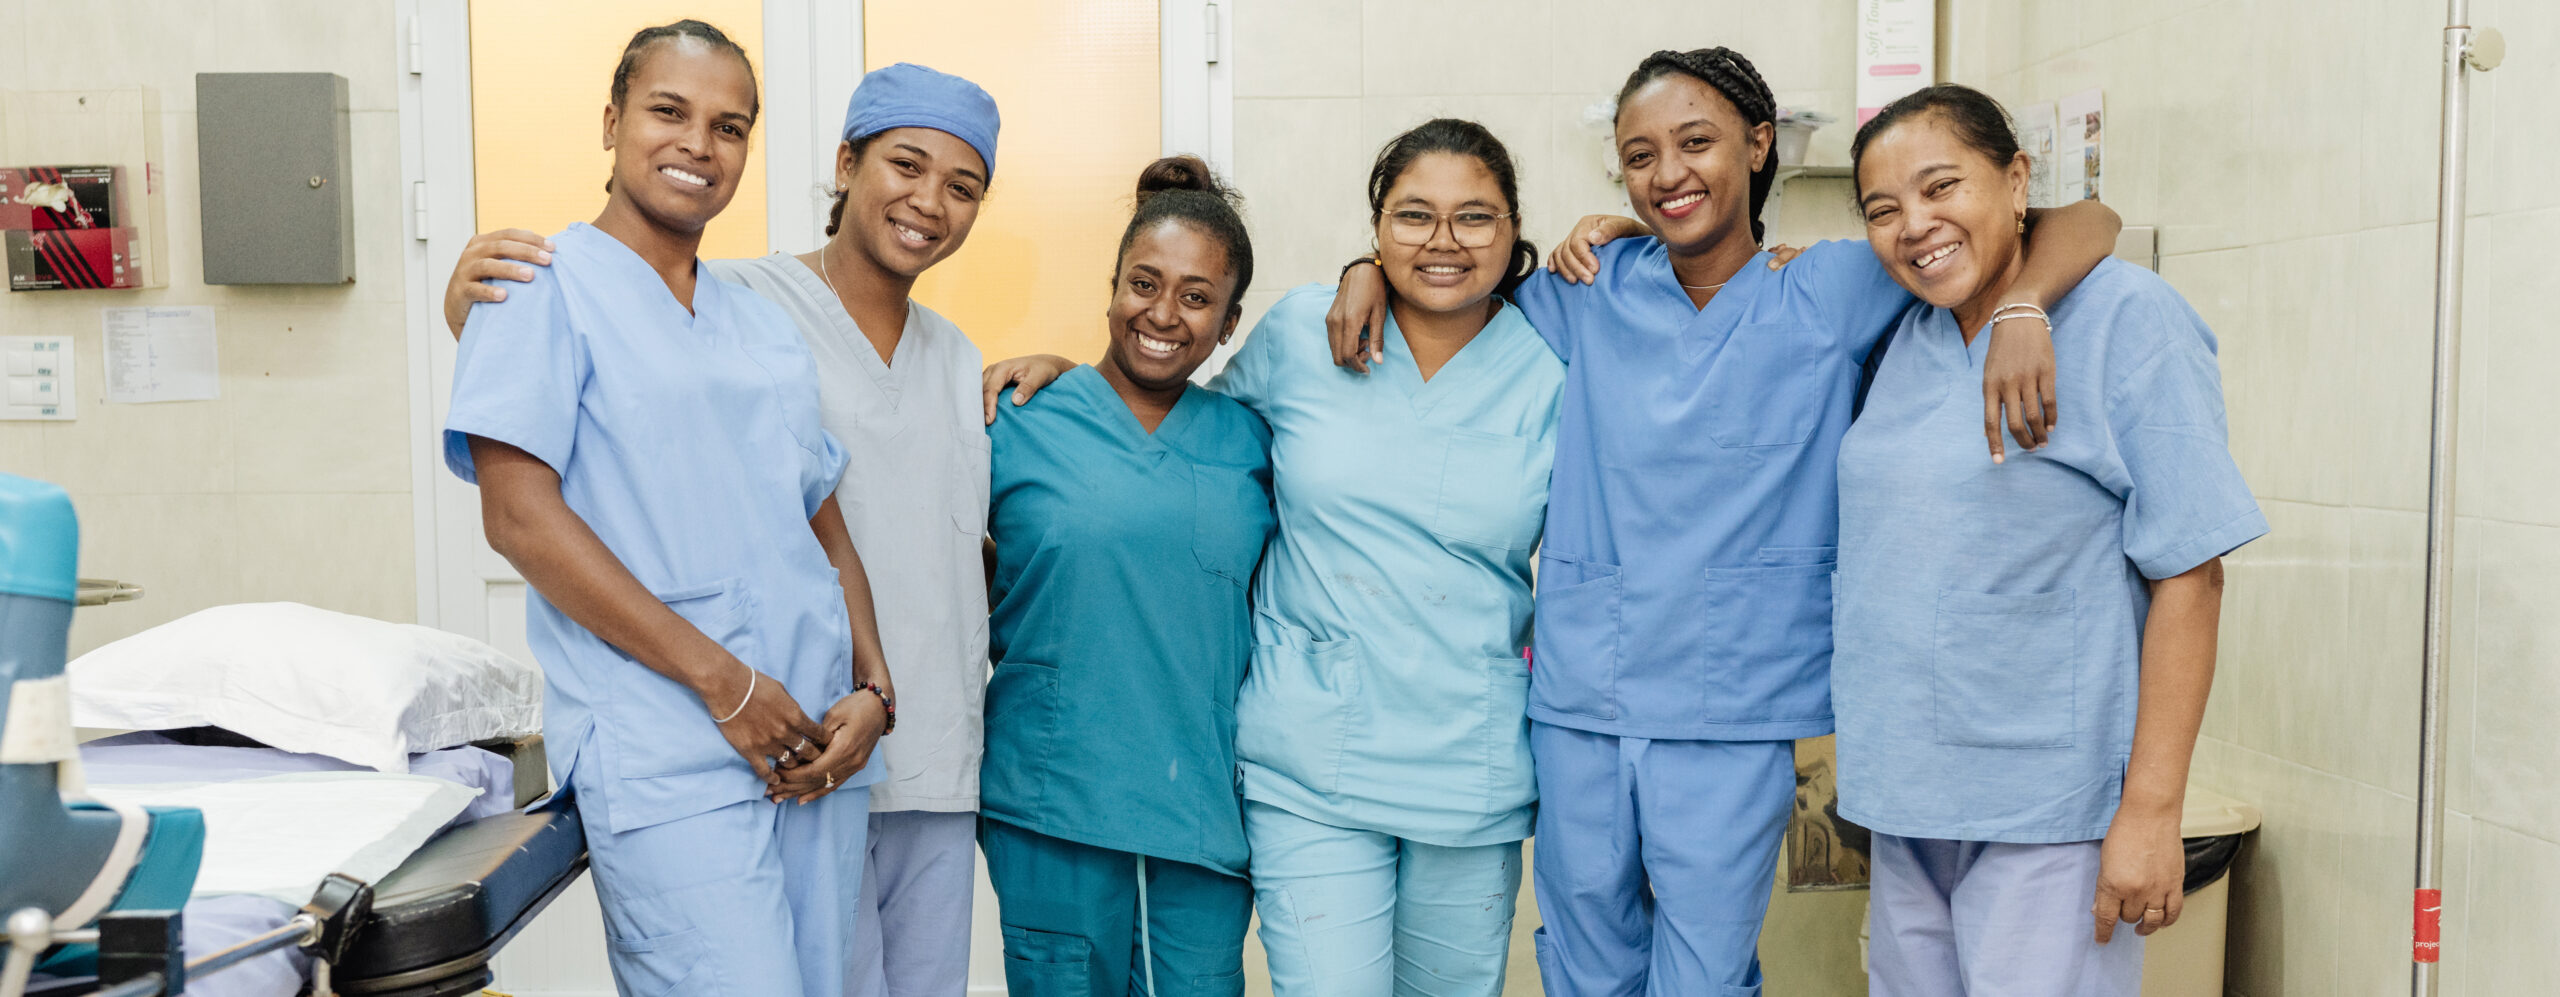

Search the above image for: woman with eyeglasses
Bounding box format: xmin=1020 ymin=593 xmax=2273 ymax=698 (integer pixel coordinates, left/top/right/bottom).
xmin=984 ymin=118 xmax=1560 ymax=997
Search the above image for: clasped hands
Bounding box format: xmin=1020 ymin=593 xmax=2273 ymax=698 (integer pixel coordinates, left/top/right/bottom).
xmin=710 ymin=666 xmax=892 ymax=805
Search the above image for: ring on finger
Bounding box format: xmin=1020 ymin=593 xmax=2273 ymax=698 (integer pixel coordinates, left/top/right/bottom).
xmin=823 ymin=772 xmax=835 ymax=790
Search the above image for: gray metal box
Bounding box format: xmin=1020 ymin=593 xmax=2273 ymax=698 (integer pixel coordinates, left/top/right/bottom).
xmin=196 ymin=73 xmax=354 ymax=284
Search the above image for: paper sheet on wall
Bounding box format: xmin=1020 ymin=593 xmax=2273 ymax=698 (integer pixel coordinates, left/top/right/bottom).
xmin=2016 ymin=101 xmax=2060 ymax=209
xmin=1855 ymin=0 xmax=1935 ymax=124
xmin=102 ymin=305 xmax=218 ymax=403
xmin=2056 ymin=88 xmax=2104 ymax=203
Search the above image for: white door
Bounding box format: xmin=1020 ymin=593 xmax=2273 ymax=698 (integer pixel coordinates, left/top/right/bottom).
xmin=404 ymin=2 xmax=1229 ymax=994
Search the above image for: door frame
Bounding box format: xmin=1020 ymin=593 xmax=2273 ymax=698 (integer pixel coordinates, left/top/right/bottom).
xmin=406 ymin=0 xmax=1230 ymax=641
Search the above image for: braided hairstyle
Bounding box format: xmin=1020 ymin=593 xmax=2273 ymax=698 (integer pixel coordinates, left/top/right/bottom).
xmin=1367 ymin=118 xmax=1538 ymax=299
xmin=1116 ymin=155 xmax=1253 ymax=311
xmin=603 ymin=19 xmax=759 ymax=194
xmin=1613 ymin=47 xmax=1778 ymax=243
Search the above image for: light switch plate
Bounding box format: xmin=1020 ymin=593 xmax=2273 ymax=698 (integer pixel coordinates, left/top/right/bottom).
xmin=2 ymin=336 xmax=76 ymax=420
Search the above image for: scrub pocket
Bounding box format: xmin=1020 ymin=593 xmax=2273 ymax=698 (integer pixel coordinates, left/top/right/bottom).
xmin=1192 ymin=462 xmax=1270 ymax=587
xmin=1480 ymin=654 xmax=1535 ymax=812
xmin=1699 ymin=555 xmax=1835 ymax=723
xmin=1530 ymin=554 xmax=1620 ymax=721
xmin=999 ymin=924 xmax=1095 ymax=996
xmin=1235 ymin=639 xmax=1360 ymax=794
xmin=983 ymin=661 xmax=1062 ymax=811
xmin=1697 ymin=322 xmax=1827 ymax=448
xmin=1931 ymin=588 xmax=2077 ymax=748
xmin=1431 ymin=429 xmax=1550 ymax=550
xmin=617 ymin=580 xmax=751 ymax=780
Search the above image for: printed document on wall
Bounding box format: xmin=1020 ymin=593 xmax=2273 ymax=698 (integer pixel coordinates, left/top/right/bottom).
xmin=102 ymin=306 xmax=218 ymax=403
xmin=1855 ymin=0 xmax=1934 ymax=124
xmin=2057 ymin=88 xmax=2104 ymax=203
xmin=2016 ymin=101 xmax=2060 ymax=209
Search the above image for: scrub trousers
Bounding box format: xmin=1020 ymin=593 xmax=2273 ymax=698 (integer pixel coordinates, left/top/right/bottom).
xmin=1243 ymin=800 xmax=1523 ymax=997
xmin=572 ymin=766 xmax=870 ymax=997
xmin=980 ymin=817 xmax=1253 ymax=997
xmin=1527 ymin=723 xmax=1793 ymax=997
xmin=848 ymin=809 xmax=978 ymax=997
xmin=1867 ymin=834 xmax=2144 ymax=997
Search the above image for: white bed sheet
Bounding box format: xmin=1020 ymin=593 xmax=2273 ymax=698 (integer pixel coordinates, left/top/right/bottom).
xmin=36 ymin=738 xmax=524 ymax=997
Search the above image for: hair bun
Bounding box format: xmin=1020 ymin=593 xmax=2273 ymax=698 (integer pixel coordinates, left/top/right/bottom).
xmin=1134 ymin=155 xmax=1236 ymax=206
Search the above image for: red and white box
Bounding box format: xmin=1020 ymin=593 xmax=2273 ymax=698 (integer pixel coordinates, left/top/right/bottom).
xmin=0 ymin=165 xmax=122 ymax=230
xmin=6 ymin=227 xmax=143 ymax=290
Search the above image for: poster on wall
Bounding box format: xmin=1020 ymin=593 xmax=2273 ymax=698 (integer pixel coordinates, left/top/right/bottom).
xmin=2016 ymin=101 xmax=2060 ymax=209
xmin=2057 ymin=88 xmax=2104 ymax=203
xmin=1856 ymin=0 xmax=1935 ymax=124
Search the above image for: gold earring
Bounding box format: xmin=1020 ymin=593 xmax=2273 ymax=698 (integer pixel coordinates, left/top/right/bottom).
xmin=2016 ymin=214 xmax=2026 ymax=234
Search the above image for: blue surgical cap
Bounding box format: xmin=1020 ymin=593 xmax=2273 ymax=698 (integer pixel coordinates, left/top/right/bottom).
xmin=841 ymin=63 xmax=1001 ymax=179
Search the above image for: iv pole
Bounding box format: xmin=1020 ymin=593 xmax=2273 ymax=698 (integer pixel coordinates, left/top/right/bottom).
xmin=2412 ymin=4 xmax=2499 ymax=995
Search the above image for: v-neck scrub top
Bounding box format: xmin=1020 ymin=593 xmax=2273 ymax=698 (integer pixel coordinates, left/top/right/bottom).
xmin=1212 ymin=284 xmax=1562 ymax=846
xmin=443 ymin=222 xmax=857 ymax=833
xmin=1510 ymin=238 xmax=1908 ymax=741
xmin=1833 ymin=259 xmax=2266 ymax=843
xmin=978 ymin=366 xmax=1275 ymax=876
xmin=707 ymin=255 xmax=991 ymax=814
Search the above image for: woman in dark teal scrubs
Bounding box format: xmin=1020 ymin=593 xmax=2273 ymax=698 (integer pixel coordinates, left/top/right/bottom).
xmin=977 ymin=155 xmax=1272 ymax=997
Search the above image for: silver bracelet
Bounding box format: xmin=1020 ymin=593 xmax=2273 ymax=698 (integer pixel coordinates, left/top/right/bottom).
xmin=1989 ymin=303 xmax=2052 ymax=328
xmin=713 ymin=667 xmax=756 ymax=724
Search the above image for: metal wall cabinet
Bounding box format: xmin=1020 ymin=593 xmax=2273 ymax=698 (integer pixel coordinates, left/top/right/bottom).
xmin=195 ymin=73 xmax=354 ymax=284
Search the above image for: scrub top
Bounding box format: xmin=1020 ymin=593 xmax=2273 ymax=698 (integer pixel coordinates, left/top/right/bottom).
xmin=709 ymin=255 xmax=991 ymax=814
xmin=1212 ymin=284 xmax=1562 ymax=847
xmin=443 ymin=222 xmax=862 ymax=834
xmin=1511 ymin=237 xmax=1907 ymax=741
xmin=1833 ymin=258 xmax=2267 ymax=844
xmin=977 ymin=365 xmax=1274 ymax=876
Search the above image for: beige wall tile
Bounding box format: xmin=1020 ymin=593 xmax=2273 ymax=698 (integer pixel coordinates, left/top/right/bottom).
xmin=1540 ymin=94 xmax=1632 ymax=225
xmin=1232 ymin=0 xmax=1361 ymax=99
xmin=221 ymin=302 xmax=411 ymax=495
xmin=13 ymin=0 xmax=222 ymax=103
xmin=2462 ymin=210 xmax=2560 ymax=527
xmin=2243 ymin=0 xmax=2364 ymax=247
xmin=348 ymin=111 xmax=411 ymax=304
xmin=1358 ymin=0 xmax=1553 ymax=98
xmin=0 ymin=0 xmax=25 ymax=92
xmin=2331 ymin=778 xmax=2419 ymax=997
xmin=2460 ymin=822 xmax=2560 ymax=994
xmin=209 ymin=0 xmax=402 ymax=113
xmin=2436 ymin=812 xmax=2474 ymax=997
xmin=2356 ymin=0 xmax=2444 ymax=230
xmin=30 ymin=315 xmax=235 ymax=496
xmin=2221 ymin=747 xmax=2346 ymax=997
xmin=2228 ymin=236 xmax=2357 ymax=506
xmin=2214 ymin=499 xmax=2350 ymax=765
xmin=2346 ymin=223 xmax=2437 ymax=512
xmin=2473 ymin=0 xmax=2558 ymax=216
xmin=2465 ymin=521 xmax=2560 ymax=834
xmin=1231 ymin=97 xmax=1375 ymax=292
xmin=2340 ymin=507 xmax=2424 ymax=796
xmin=65 ymin=492 xmax=241 ymax=655
xmin=228 ymin=491 xmax=416 ymax=624
xmin=2444 ymin=516 xmax=2482 ymax=817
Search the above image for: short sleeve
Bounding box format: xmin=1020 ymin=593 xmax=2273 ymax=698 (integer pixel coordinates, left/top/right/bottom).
xmin=1795 ymin=240 xmax=1913 ymax=357
xmin=804 ymin=429 xmax=849 ymax=518
xmin=2106 ymin=302 xmax=2268 ymax=579
xmin=1211 ymin=283 xmax=1324 ymax=411
xmin=443 ymin=271 xmax=583 ymax=484
xmin=1507 ymin=268 xmax=1574 ymax=355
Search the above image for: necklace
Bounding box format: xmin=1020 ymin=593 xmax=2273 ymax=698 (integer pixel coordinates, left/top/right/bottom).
xmin=1677 ymin=279 xmax=1729 ymax=292
xmin=816 ymin=243 xmax=838 ymax=298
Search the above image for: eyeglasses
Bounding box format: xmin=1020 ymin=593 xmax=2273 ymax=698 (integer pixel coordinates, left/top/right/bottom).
xmin=1383 ymin=208 xmax=1514 ymax=248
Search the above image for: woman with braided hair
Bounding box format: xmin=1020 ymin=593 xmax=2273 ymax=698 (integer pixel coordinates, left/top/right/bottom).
xmin=1327 ymin=47 xmax=2124 ymax=996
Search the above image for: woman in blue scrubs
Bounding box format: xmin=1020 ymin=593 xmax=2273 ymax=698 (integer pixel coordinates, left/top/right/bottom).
xmin=1327 ymin=49 xmax=2125 ymax=997
xmin=977 ymin=155 xmax=1272 ymax=997
xmin=442 ymin=21 xmax=893 ymax=997
xmin=1834 ymin=85 xmax=2263 ymax=996
xmin=989 ymin=119 xmax=1563 ymax=997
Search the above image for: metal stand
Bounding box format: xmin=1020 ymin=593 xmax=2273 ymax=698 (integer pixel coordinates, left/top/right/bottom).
xmin=2413 ymin=6 xmax=2501 ymax=995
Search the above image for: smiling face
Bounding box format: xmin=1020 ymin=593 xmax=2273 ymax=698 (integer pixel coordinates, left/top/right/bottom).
xmin=1374 ymin=152 xmax=1513 ymax=318
xmin=836 ymin=126 xmax=986 ymax=279
xmin=1855 ymin=112 xmax=2031 ymax=311
xmin=600 ymin=38 xmax=757 ymax=236
xmin=1615 ymin=74 xmax=1770 ymax=255
xmin=1102 ymin=219 xmax=1239 ymax=393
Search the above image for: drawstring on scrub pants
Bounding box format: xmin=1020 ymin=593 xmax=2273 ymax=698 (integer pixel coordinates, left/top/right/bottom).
xmin=1135 ymin=855 xmax=1158 ymax=997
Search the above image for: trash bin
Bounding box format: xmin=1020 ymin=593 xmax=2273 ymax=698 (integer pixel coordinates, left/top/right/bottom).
xmin=2141 ymin=785 xmax=2262 ymax=997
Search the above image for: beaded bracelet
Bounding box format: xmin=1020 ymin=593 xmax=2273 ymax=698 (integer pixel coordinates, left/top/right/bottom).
xmin=855 ymin=681 xmax=897 ymax=735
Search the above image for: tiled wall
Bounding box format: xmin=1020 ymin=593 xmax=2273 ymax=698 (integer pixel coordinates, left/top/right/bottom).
xmin=1947 ymin=0 xmax=2560 ymax=991
xmin=0 ymin=0 xmax=415 ymax=654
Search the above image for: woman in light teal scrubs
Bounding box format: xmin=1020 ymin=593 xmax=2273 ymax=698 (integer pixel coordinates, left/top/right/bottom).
xmin=977 ymin=155 xmax=1272 ymax=997
xmin=988 ymin=119 xmax=1562 ymax=997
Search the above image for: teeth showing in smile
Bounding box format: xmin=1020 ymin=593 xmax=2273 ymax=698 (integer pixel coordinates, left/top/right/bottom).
xmin=660 ymin=166 xmax=709 ymax=187
xmin=1419 ymin=265 xmax=1464 ymax=275
xmin=1137 ymin=334 xmax=1180 ymax=354
xmin=892 ymin=222 xmax=934 ymax=243
xmin=1913 ymin=243 xmax=1961 ymax=270
xmin=1660 ymin=191 xmax=1705 ymax=211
